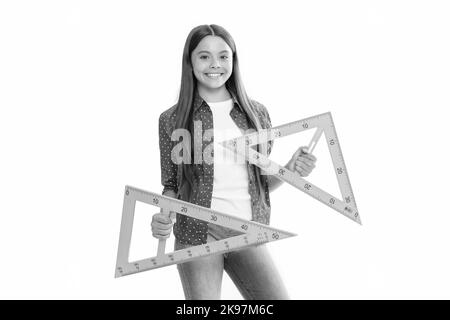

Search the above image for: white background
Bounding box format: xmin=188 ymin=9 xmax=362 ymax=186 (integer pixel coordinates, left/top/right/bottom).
xmin=1 ymin=0 xmax=449 ymax=299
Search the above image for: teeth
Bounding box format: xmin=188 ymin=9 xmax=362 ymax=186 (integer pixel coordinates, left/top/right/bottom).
xmin=206 ymin=73 xmax=222 ymax=78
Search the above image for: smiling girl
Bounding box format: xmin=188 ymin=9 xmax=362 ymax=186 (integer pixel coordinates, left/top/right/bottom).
xmin=152 ymin=24 xmax=316 ymax=300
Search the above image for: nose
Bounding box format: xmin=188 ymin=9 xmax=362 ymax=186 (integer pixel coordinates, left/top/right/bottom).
xmin=210 ymin=57 xmax=220 ymax=69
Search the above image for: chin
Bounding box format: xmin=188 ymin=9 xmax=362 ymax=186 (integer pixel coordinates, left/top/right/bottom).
xmin=202 ymin=82 xmax=225 ymax=89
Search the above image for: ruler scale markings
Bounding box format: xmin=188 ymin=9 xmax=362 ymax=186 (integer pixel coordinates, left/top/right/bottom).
xmin=323 ymin=123 xmax=348 ymax=201
xmin=118 ymin=234 xmax=262 ymax=276
xmin=115 ymin=187 xmax=296 ymax=278
xmin=324 ymin=114 xmax=359 ymax=220
xmin=220 ymin=112 xmax=361 ymax=224
xmin=128 ymin=186 xmax=295 ymax=236
xmin=228 ymin=112 xmax=329 ymax=150
xmin=246 ymin=148 xmax=357 ymax=222
xmin=116 ymin=192 xmax=136 ymax=267
xmin=328 ymin=114 xmax=360 ymax=220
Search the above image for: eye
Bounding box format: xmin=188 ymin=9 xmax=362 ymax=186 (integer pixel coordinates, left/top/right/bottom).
xmin=200 ymin=55 xmax=209 ymax=60
xmin=221 ymin=56 xmax=229 ymax=60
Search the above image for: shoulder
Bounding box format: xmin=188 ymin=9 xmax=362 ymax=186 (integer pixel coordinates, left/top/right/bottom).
xmin=249 ymin=98 xmax=268 ymax=112
xmin=249 ymin=98 xmax=272 ymax=125
xmin=159 ymin=103 xmax=177 ymax=122
xmin=159 ymin=103 xmax=178 ymax=133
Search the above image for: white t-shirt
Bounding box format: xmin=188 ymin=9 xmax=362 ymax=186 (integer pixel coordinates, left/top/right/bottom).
xmin=206 ymin=98 xmax=252 ymax=221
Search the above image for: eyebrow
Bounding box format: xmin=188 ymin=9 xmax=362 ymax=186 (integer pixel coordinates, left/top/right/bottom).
xmin=197 ymin=50 xmax=231 ymax=55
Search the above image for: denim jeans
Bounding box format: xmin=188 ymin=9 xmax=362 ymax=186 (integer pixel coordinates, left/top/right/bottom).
xmin=174 ymin=223 xmax=290 ymax=300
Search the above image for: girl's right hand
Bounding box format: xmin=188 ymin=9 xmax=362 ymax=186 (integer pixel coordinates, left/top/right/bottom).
xmin=151 ymin=211 xmax=175 ymax=239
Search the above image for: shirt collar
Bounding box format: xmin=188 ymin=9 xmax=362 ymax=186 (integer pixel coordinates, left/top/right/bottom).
xmin=193 ymin=88 xmax=243 ymax=113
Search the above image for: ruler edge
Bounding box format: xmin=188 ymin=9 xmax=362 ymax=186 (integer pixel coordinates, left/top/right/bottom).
xmin=326 ymin=113 xmax=360 ymax=216
xmin=128 ymin=186 xmax=298 ymax=236
xmin=117 ymin=233 xmax=277 ymax=277
xmin=246 ymin=148 xmax=360 ymax=223
xmin=115 ymin=186 xmax=297 ymax=278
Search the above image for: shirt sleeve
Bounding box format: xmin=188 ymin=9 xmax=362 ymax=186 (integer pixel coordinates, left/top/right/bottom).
xmin=159 ymin=112 xmax=178 ymax=195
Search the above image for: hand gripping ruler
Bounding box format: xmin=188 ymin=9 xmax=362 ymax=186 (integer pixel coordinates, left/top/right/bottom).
xmin=115 ymin=186 xmax=296 ymax=278
xmin=220 ymin=112 xmax=361 ymax=225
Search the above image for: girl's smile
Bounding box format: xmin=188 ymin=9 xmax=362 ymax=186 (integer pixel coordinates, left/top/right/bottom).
xmin=204 ymin=73 xmax=224 ymax=79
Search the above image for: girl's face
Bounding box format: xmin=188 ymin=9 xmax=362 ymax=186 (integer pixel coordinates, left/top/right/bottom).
xmin=191 ymin=35 xmax=233 ymax=90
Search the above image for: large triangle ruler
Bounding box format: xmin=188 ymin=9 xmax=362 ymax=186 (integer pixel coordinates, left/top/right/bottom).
xmin=220 ymin=112 xmax=361 ymax=225
xmin=115 ymin=186 xmax=296 ymax=278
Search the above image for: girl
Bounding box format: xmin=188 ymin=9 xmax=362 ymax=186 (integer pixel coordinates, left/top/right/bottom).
xmin=152 ymin=24 xmax=316 ymax=300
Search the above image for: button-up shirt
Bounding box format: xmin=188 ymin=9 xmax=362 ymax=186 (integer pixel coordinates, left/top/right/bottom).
xmin=158 ymin=90 xmax=274 ymax=245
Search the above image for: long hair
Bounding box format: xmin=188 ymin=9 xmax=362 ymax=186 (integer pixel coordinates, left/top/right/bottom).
xmin=175 ymin=24 xmax=264 ymax=202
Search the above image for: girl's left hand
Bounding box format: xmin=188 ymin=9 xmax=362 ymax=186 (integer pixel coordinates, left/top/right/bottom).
xmin=287 ymin=146 xmax=317 ymax=177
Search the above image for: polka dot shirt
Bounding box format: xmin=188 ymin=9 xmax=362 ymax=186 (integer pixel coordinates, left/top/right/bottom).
xmin=158 ymin=89 xmax=274 ymax=245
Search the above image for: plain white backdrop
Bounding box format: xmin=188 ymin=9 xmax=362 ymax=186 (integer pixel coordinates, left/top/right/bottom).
xmin=1 ymin=0 xmax=449 ymax=299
